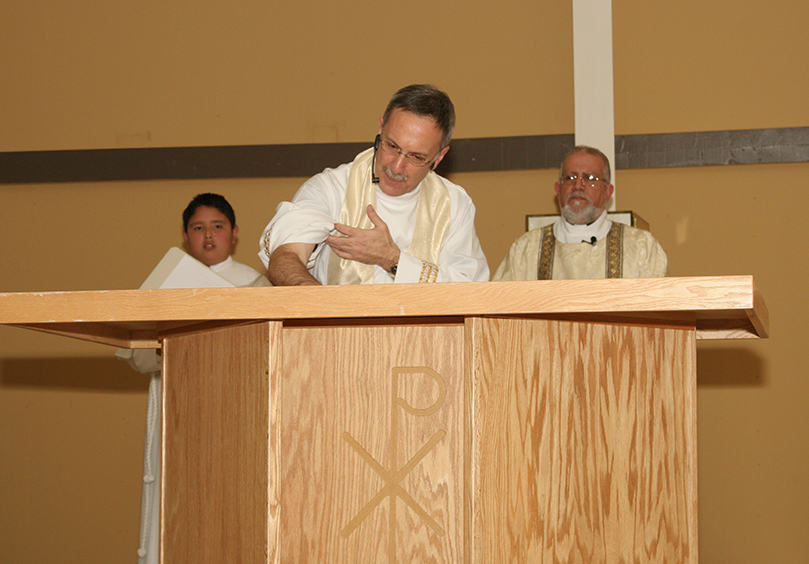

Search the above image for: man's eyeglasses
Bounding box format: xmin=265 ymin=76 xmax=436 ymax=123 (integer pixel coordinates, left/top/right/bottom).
xmin=560 ymin=174 xmax=605 ymax=188
xmin=378 ymin=138 xmax=438 ymax=168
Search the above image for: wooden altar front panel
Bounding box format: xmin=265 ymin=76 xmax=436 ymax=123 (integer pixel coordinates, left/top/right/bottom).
xmin=469 ymin=317 xmax=697 ymax=564
xmin=277 ymin=321 xmax=467 ymax=563
xmin=162 ymin=322 xmax=275 ymax=564
xmin=160 ymin=316 xmax=697 ymax=564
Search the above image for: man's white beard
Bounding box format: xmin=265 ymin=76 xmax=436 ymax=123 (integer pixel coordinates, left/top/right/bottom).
xmin=561 ymin=203 xmax=602 ymax=225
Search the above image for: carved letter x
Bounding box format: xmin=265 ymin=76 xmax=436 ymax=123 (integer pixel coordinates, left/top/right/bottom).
xmin=340 ymin=429 xmax=446 ymax=538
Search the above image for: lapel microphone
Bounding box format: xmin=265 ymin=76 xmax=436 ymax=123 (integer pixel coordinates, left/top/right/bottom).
xmin=371 ymin=134 xmax=380 ymax=184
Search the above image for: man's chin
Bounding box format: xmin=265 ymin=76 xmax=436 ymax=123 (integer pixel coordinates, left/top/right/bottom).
xmin=561 ymin=205 xmax=601 ymax=225
xmin=379 ymin=179 xmax=411 ymax=197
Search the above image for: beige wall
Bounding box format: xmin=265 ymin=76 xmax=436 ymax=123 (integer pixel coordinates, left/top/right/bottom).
xmin=1 ymin=1 xmax=807 ymax=563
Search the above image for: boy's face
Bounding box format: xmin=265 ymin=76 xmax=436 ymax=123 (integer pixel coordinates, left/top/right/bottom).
xmin=183 ymin=206 xmax=238 ymax=267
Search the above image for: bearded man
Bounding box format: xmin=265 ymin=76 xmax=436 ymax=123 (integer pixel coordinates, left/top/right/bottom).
xmin=492 ymin=146 xmax=667 ymax=280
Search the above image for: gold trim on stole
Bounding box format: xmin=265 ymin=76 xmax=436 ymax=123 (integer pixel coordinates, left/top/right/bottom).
xmin=537 ymin=225 xmax=556 ymax=280
xmin=605 ymin=222 xmax=624 ymax=278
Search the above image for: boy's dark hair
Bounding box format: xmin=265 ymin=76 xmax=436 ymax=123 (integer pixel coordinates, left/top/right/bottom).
xmin=182 ymin=193 xmax=236 ymax=232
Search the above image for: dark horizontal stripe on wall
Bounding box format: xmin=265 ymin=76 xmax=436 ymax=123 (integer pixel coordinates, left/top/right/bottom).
xmin=614 ymin=127 xmax=809 ymax=169
xmin=2 ymin=127 xmax=807 ymax=184
xmin=0 ymin=143 xmax=372 ymax=185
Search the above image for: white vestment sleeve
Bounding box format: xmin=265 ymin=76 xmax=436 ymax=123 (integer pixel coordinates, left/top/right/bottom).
xmin=258 ymin=202 xmax=335 ymax=269
xmin=492 ymin=230 xmax=541 ymax=281
xmin=258 ymin=166 xmax=347 ymax=270
xmin=434 ymin=196 xmax=489 ymax=282
xmin=390 ymin=251 xmax=423 ymax=283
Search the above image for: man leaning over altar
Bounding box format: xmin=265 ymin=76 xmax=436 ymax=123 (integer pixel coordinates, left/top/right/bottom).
xmin=492 ymin=145 xmax=667 ymax=281
xmin=259 ymin=84 xmax=489 ymax=285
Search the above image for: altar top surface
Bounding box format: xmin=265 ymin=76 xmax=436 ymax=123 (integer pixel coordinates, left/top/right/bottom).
xmin=0 ymin=276 xmax=768 ymax=348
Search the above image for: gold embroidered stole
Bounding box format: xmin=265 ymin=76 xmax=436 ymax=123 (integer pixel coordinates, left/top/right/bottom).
xmin=537 ymin=222 xmax=624 ymax=279
xmin=537 ymin=225 xmax=556 ymax=280
xmin=605 ymin=222 xmax=624 ymax=278
xmin=326 ymin=148 xmax=451 ymax=284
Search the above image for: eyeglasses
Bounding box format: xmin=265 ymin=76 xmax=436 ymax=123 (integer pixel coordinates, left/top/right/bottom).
xmin=378 ymin=138 xmax=438 ymax=168
xmin=560 ymin=174 xmax=605 ymax=188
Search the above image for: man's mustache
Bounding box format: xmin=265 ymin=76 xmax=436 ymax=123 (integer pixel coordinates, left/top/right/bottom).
xmin=383 ymin=166 xmax=408 ymax=182
xmin=566 ymin=190 xmax=591 ymax=205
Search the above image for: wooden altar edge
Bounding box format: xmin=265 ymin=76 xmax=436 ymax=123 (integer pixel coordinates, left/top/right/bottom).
xmin=7 ymin=310 xmax=760 ymax=349
xmin=0 ymin=276 xmax=768 ymax=347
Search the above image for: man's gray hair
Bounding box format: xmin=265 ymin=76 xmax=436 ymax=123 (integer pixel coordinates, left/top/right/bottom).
xmin=382 ymin=84 xmax=455 ymax=149
xmin=559 ymin=145 xmax=611 ymax=183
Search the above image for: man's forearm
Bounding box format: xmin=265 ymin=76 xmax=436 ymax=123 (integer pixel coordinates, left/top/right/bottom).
xmin=267 ymin=244 xmax=321 ymax=286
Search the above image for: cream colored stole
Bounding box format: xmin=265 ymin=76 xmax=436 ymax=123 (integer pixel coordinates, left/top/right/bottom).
xmin=326 ymin=148 xmax=451 ymax=284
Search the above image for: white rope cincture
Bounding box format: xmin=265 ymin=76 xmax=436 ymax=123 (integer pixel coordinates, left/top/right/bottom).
xmin=137 ymin=372 xmax=161 ymax=560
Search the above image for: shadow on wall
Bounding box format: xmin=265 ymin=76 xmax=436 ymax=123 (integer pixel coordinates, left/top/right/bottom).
xmin=696 ymin=347 xmax=766 ymax=387
xmin=0 ymin=356 xmax=149 ymax=392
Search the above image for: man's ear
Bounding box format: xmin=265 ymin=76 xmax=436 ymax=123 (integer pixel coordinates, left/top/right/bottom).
xmin=182 ymin=230 xmax=189 ymax=243
xmin=431 ymin=145 xmax=450 ymax=170
xmin=231 ymin=225 xmax=240 ymax=244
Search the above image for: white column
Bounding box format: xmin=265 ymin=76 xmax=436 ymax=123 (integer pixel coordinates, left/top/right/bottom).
xmin=572 ymin=0 xmax=616 ymax=207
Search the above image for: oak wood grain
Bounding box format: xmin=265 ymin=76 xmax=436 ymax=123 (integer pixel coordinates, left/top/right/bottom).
xmin=149 ymin=313 xmax=698 ymax=562
xmin=468 ymin=317 xmax=697 ymax=564
xmin=0 ymin=276 xmax=767 ymax=346
xmin=277 ymin=323 xmax=465 ymax=563
xmin=162 ymin=322 xmax=272 ymax=564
